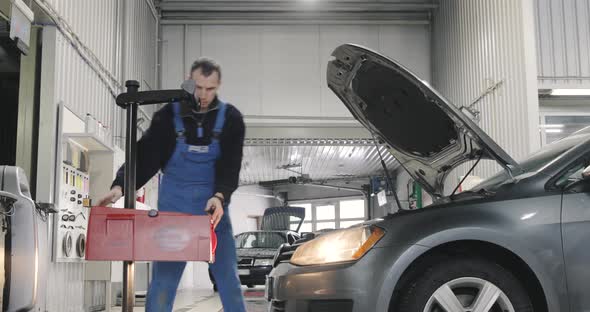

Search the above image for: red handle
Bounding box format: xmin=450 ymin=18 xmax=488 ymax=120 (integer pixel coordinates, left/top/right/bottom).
xmin=106 ymin=214 xmax=135 ymax=220
xmin=210 ymin=223 xmax=217 ymax=261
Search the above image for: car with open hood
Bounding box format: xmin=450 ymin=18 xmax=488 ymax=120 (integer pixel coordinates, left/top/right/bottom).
xmin=212 ymin=206 xmax=304 ymax=289
xmin=266 ymin=44 xmax=590 ymax=312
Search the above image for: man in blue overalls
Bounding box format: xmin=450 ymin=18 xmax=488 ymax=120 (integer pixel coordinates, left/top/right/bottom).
xmin=98 ymin=58 xmax=247 ymax=312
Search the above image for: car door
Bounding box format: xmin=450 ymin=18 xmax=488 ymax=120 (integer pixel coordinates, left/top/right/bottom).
xmin=560 ymin=156 xmax=590 ymax=311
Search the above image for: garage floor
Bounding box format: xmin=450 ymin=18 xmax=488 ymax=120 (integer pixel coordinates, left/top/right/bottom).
xmin=109 ymin=287 xmax=268 ymax=312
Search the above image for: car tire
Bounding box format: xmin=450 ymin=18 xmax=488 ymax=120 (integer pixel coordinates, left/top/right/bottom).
xmin=396 ymin=257 xmax=533 ymax=312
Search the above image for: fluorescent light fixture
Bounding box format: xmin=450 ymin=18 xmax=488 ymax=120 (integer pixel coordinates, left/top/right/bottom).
xmin=539 ymin=124 xmax=564 ymax=128
xmin=551 ymin=89 xmax=590 ymax=96
xmin=545 ymin=129 xmax=563 ymax=133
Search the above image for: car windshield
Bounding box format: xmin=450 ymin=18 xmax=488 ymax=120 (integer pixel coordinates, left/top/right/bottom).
xmin=474 ymin=132 xmax=590 ymax=191
xmin=234 ymin=232 xmax=287 ymax=249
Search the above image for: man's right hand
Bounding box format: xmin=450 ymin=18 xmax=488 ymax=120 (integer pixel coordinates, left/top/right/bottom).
xmin=97 ymin=186 xmax=123 ymax=207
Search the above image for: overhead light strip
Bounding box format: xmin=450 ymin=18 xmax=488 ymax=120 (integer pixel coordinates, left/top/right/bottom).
xmin=551 ymin=89 xmax=590 ymax=96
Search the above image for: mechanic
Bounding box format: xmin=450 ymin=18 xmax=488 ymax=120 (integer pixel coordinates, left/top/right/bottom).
xmin=97 ymin=57 xmax=246 ymax=312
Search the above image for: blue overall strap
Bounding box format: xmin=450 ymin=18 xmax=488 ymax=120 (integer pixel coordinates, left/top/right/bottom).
xmin=172 ymin=102 xmax=185 ymax=136
xmin=212 ymin=102 xmax=227 ymax=140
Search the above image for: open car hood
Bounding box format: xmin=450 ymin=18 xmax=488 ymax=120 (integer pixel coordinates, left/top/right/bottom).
xmin=260 ymin=206 xmax=305 ymax=232
xmin=327 ymin=44 xmax=522 ymax=198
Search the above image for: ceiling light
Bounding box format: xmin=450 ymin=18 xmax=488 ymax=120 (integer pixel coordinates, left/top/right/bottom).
xmin=545 ymin=129 xmax=563 ymax=133
xmin=551 ymin=89 xmax=590 ymax=96
xmin=539 ymin=124 xmax=564 ymax=128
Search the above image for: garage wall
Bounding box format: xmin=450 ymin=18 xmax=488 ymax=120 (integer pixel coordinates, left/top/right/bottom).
xmin=535 ymin=0 xmax=590 ymax=89
xmin=123 ymin=0 xmax=159 ymax=116
xmin=43 ymin=0 xmax=120 ymax=78
xmin=432 ymin=0 xmax=540 ymax=186
xmin=160 ymin=24 xmax=431 ymax=119
xmin=34 ymin=1 xmax=159 ymax=310
xmin=35 ymin=0 xmax=159 ymax=149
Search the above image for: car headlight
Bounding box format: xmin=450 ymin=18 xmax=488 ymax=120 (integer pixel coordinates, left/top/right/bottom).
xmin=254 ymin=258 xmax=273 ymax=266
xmin=290 ymin=225 xmax=385 ymax=266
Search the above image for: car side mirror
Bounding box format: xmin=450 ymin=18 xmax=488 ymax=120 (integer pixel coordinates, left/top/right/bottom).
xmin=582 ymin=165 xmax=590 ymax=180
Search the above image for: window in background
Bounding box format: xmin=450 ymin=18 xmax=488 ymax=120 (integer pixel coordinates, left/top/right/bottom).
xmin=290 ymin=203 xmax=311 ymax=231
xmin=291 ymin=198 xmax=367 ymax=232
xmin=339 ymin=199 xmax=365 ymax=219
xmin=316 ymin=222 xmax=336 ymax=231
xmin=316 ymin=204 xmax=335 ymax=220
xmin=541 ymin=114 xmax=590 ymax=146
xmin=299 ymin=222 xmax=312 ymax=233
xmin=293 ymin=203 xmax=312 ymax=221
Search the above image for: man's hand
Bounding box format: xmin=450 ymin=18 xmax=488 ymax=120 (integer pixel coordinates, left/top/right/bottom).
xmin=97 ymin=186 xmax=123 ymax=207
xmin=205 ymin=193 xmax=224 ymax=229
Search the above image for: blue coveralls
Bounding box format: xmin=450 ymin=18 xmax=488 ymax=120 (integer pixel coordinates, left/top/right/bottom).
xmin=145 ymin=101 xmax=246 ymax=312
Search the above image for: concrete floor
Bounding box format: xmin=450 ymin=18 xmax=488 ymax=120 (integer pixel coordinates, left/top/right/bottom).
xmin=108 ymin=286 xmax=268 ymax=312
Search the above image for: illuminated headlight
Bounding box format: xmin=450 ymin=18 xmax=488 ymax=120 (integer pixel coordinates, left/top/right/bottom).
xmin=290 ymin=226 xmax=385 ymax=266
xmin=254 ymin=258 xmax=273 ymax=266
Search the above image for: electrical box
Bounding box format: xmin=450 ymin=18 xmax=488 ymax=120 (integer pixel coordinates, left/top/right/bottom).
xmin=54 ymin=133 xmax=113 ymax=262
xmin=55 ymin=162 xmax=90 ymax=261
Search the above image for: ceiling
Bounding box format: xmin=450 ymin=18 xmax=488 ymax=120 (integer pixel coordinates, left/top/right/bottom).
xmin=240 ymin=138 xmax=399 ymax=185
xmin=156 ymin=0 xmax=437 ymax=24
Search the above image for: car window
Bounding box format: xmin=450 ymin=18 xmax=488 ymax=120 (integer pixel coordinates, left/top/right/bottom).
xmin=476 ymin=134 xmax=590 ymax=191
xmin=235 ymin=232 xmax=287 ymax=249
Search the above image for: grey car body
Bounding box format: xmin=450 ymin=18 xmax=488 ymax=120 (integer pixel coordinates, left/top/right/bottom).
xmin=267 ymin=44 xmax=590 ymax=312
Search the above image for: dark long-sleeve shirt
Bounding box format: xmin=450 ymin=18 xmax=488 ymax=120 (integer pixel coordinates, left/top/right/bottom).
xmin=111 ymin=97 xmax=245 ymax=202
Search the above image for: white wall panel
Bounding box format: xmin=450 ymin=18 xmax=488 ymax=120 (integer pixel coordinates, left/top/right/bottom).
xmin=45 ymin=29 xmax=119 ymax=312
xmin=42 ymin=0 xmax=120 ymax=76
xmin=124 ymin=0 xmax=159 ymax=116
xmin=433 ymin=0 xmax=540 ymax=185
xmin=161 ymin=23 xmax=431 ymax=119
xmin=201 ymin=26 xmax=262 ymax=115
xmin=184 ymin=25 xmax=203 ymax=73
xmin=36 ymin=1 xmax=159 ymax=310
xmin=160 ymin=25 xmax=185 ymax=89
xmin=46 ymin=263 xmax=85 ymax=312
xmin=379 ymin=25 xmax=431 ymax=81
xmin=261 ymin=25 xmax=321 ymax=116
xmin=536 ymin=0 xmax=590 ymax=88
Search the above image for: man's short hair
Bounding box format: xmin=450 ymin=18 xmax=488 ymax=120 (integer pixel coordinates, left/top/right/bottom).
xmin=190 ymin=57 xmax=222 ymax=80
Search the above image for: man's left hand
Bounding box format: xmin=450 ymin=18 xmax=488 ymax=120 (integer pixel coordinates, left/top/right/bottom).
xmin=205 ymin=194 xmax=224 ymax=229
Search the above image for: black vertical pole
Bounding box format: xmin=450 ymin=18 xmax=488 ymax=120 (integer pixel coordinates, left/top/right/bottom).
xmin=123 ymin=80 xmax=139 ymax=311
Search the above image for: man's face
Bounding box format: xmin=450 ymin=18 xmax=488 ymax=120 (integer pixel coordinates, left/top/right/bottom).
xmin=191 ymin=68 xmax=221 ymax=110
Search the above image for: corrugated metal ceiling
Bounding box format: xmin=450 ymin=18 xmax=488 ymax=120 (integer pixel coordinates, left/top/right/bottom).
xmin=240 ymin=138 xmax=399 ymax=185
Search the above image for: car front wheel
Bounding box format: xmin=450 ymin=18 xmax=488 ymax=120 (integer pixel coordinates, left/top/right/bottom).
xmin=396 ymin=257 xmax=534 ymax=312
